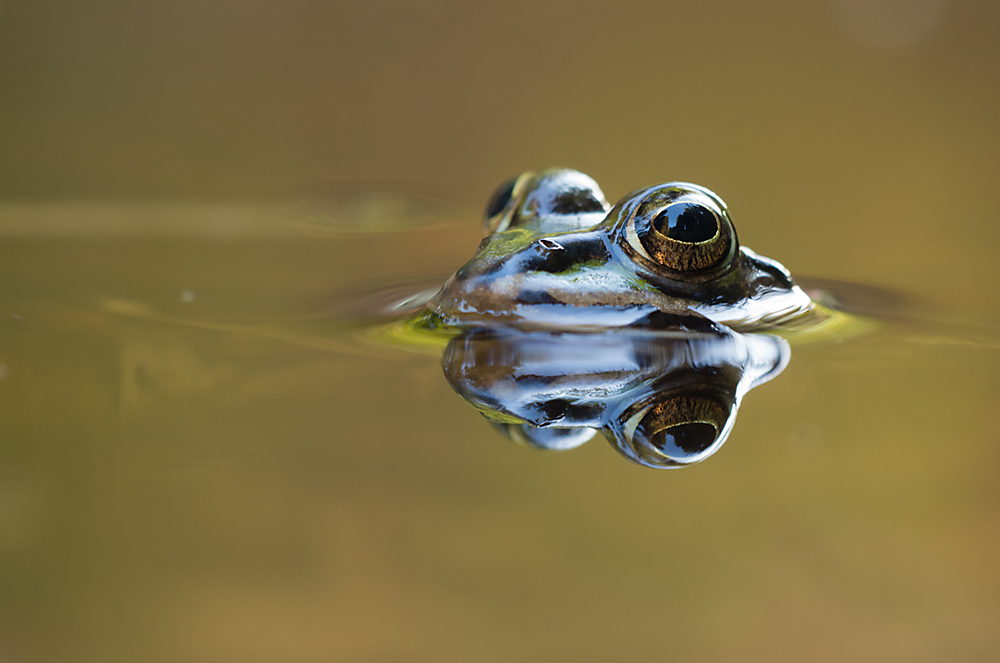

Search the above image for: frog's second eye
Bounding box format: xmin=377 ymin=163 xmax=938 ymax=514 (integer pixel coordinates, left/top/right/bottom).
xmin=630 ymin=193 xmax=736 ymax=275
xmin=484 ymin=169 xmax=610 ymax=234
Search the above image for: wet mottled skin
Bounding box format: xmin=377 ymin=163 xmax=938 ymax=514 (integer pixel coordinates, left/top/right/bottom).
xmin=428 ymin=169 xmax=820 ymax=333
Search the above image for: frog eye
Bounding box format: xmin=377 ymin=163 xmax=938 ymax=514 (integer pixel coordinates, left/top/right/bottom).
xmin=624 ymin=186 xmax=737 ymax=275
xmin=484 ymin=169 xmax=610 ymax=234
xmin=522 ymin=169 xmax=609 ymax=220
xmin=638 ymin=201 xmax=731 ymax=272
xmin=609 ymin=391 xmax=733 ymax=468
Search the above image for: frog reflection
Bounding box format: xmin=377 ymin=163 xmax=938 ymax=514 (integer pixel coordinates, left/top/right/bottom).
xmin=443 ymin=324 xmax=788 ymax=468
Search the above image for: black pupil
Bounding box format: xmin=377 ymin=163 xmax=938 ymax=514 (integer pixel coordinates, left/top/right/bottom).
xmin=650 ymin=422 xmax=718 ymax=457
xmin=653 ymin=203 xmax=718 ymax=243
xmin=485 ymin=177 xmax=517 ymax=219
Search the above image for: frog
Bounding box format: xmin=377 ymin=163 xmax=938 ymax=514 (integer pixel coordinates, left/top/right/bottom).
xmin=426 ymin=169 xmax=822 ymax=333
xmin=409 ymin=169 xmax=836 ymax=468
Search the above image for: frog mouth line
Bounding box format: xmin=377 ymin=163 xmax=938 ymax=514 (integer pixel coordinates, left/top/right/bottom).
xmin=690 ymin=285 xmax=820 ymax=332
xmin=429 ymin=267 xmax=819 ymax=333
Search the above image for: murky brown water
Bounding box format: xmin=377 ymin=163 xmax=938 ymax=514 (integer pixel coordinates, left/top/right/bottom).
xmin=2 ymin=2 xmax=1000 ymax=661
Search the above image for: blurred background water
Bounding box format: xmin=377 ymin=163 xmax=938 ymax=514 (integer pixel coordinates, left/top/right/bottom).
xmin=2 ymin=1 xmax=1000 ymax=661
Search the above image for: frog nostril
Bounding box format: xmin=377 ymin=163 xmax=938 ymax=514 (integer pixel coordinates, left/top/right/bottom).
xmin=531 ymin=244 xmax=572 ymax=273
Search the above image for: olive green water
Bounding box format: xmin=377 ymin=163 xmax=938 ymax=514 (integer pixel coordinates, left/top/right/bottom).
xmin=3 ymin=2 xmax=1000 ymax=662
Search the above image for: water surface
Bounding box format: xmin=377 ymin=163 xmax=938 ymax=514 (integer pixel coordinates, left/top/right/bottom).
xmin=1 ymin=202 xmax=998 ymax=662
xmin=2 ymin=1 xmax=1000 ymax=661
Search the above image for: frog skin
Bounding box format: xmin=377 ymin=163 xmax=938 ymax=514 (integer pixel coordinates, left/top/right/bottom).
xmin=427 ymin=169 xmax=819 ymax=333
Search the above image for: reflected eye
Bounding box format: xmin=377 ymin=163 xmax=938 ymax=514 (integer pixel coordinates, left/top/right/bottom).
xmin=606 ymin=389 xmax=734 ymax=468
xmin=648 ymin=422 xmax=718 ymax=456
xmin=484 ymin=176 xmax=517 ymax=224
xmin=634 ymin=394 xmax=728 ymax=462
